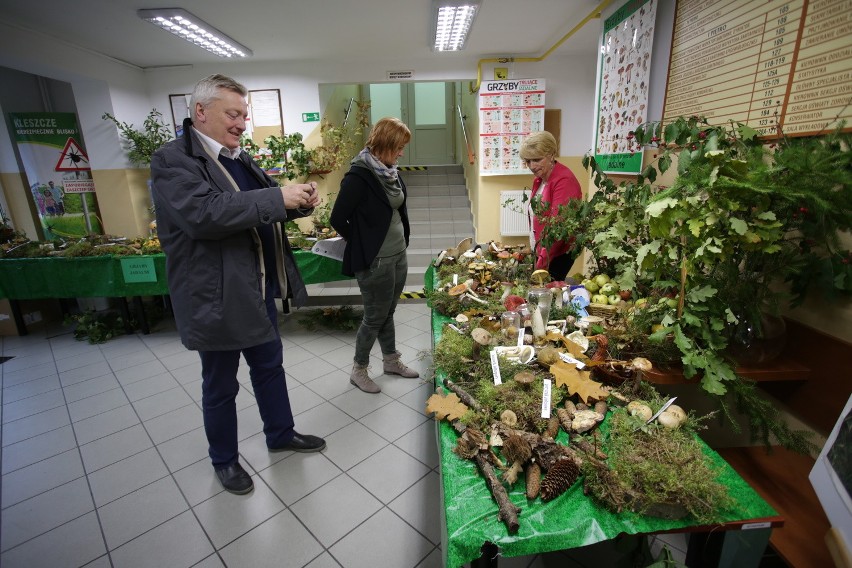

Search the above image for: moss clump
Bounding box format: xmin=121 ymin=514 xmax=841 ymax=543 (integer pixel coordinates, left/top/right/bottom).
xmin=583 ymin=405 xmax=733 ymax=524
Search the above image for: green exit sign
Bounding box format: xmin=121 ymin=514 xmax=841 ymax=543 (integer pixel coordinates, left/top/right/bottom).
xmin=302 ymin=112 xmax=320 ymax=122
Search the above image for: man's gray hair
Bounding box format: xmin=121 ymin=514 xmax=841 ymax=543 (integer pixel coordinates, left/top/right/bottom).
xmin=189 ymin=74 xmax=247 ymax=121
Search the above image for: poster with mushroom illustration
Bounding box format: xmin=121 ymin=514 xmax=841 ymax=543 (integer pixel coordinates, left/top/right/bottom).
xmin=594 ymin=0 xmax=658 ymax=174
xmin=479 ymin=79 xmax=546 ymax=176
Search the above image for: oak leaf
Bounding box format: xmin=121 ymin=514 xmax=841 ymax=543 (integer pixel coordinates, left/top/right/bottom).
xmin=549 ymin=360 xmax=610 ymax=404
xmin=425 ymin=392 xmax=469 ymax=422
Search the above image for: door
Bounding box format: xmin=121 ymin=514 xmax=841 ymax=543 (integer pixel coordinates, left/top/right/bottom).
xmin=365 ymin=82 xmax=455 ymax=166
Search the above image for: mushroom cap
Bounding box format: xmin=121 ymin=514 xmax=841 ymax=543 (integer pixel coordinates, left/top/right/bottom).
xmin=456 ymin=237 xmax=473 ymax=251
xmin=448 ymin=282 xmax=469 ymax=296
xmin=631 ymin=357 xmax=653 ymax=371
xmin=513 ymin=370 xmax=536 ymax=385
xmin=531 ymin=269 xmax=551 ymax=286
xmin=497 ymin=251 xmax=512 ymax=260
xmin=500 ymin=409 xmax=518 ymax=426
xmin=504 ymin=294 xmax=526 ymax=311
xmin=471 ymin=327 xmax=493 ymax=345
xmin=455 ymin=313 xmax=469 ymax=323
xmin=546 ymin=280 xmax=567 ymax=289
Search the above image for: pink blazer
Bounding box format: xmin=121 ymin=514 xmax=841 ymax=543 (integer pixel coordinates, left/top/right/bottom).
xmin=529 ymin=161 xmax=582 ymax=270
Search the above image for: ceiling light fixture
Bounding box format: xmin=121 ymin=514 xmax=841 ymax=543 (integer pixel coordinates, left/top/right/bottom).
xmin=137 ymin=8 xmax=252 ymax=58
xmin=431 ymin=0 xmax=481 ymax=52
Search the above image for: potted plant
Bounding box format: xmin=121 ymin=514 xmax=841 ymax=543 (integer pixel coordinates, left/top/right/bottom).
xmin=534 ymin=115 xmax=850 ymax=451
xmin=308 ymin=100 xmax=370 ymax=175
xmin=243 ymin=132 xmax=312 ymax=182
xmin=102 ymin=109 xmax=174 ymax=166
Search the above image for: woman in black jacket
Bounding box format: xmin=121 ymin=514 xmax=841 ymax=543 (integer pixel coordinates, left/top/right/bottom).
xmin=330 ymin=117 xmax=420 ymax=393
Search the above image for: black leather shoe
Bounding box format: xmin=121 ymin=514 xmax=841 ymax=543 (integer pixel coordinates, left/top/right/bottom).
xmin=269 ymin=431 xmax=326 ymax=453
xmin=215 ymin=462 xmax=254 ymax=495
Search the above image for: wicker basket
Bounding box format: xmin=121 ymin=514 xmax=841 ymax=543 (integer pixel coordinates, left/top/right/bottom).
xmin=587 ymin=303 xmax=617 ymax=319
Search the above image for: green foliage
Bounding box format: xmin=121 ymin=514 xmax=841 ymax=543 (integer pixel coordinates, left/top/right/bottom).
xmin=296 ymin=306 xmax=362 ymax=331
xmin=535 ymin=115 xmax=851 ymax=451
xmin=583 ymin=405 xmax=735 ymax=524
xmin=102 ymin=110 xmax=174 ymax=166
xmin=64 ymin=309 xmax=130 ymax=344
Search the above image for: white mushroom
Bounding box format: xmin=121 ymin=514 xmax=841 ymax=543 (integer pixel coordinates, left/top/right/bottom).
xmin=627 ymin=401 xmax=653 ymax=422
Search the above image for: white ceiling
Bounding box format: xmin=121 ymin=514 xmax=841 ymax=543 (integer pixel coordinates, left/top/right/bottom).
xmin=0 ymin=0 xmax=606 ymax=69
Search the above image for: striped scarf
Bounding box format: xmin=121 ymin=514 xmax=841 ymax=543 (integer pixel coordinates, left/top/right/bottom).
xmin=357 ymin=147 xmax=399 ymax=183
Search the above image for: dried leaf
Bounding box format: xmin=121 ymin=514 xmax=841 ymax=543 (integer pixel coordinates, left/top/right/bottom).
xmin=549 ymin=360 xmax=610 ymax=404
xmin=561 ymin=336 xmax=586 ymax=358
xmin=425 ymin=392 xmax=469 ymax=422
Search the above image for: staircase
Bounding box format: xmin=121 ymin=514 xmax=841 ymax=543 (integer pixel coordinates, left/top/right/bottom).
xmin=401 ymin=165 xmax=474 ymax=288
xmin=303 ymin=164 xmax=473 ymax=304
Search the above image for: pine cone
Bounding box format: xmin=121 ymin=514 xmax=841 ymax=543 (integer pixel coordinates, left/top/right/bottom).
xmin=525 ymin=462 xmax=541 ymax=499
xmin=540 ymin=458 xmax=581 ymax=502
xmin=544 ymin=416 xmax=560 ymax=439
xmin=556 ymin=408 xmax=573 ymax=436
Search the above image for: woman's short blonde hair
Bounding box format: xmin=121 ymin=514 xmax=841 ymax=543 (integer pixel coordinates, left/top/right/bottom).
xmin=519 ymin=131 xmax=558 ymax=160
xmin=366 ymin=117 xmax=411 ymax=156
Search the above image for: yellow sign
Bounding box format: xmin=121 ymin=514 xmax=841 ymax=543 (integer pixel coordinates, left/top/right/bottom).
xmin=494 ymin=67 xmax=508 ymax=80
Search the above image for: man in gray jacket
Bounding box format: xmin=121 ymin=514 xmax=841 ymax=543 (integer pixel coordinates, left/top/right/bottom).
xmin=151 ymin=74 xmax=325 ymax=495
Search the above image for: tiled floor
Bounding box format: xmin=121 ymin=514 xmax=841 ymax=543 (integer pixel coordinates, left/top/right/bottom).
xmin=1 ymin=291 xmax=689 ymax=568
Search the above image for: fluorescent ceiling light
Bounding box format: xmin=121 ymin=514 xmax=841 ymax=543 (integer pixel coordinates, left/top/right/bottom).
xmin=137 ymin=8 xmax=252 ymax=58
xmin=431 ymin=1 xmax=481 ymax=52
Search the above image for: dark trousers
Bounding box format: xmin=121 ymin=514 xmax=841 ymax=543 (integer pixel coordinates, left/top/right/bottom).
xmin=198 ymin=292 xmax=295 ymax=469
xmin=353 ymin=249 xmax=407 ymax=366
xmin=548 ymin=253 xmax=575 ymax=281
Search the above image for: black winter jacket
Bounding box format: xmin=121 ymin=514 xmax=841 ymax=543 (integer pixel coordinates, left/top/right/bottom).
xmin=329 ymin=165 xmax=411 ymax=277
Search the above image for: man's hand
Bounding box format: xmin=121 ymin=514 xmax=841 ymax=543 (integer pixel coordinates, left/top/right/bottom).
xmin=280 ymin=181 xmax=319 ymax=209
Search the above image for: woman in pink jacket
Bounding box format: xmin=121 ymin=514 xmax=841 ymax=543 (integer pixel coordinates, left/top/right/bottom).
xmin=520 ymin=131 xmax=582 ymax=280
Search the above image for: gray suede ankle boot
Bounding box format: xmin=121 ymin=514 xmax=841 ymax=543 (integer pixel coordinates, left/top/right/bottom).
xmin=382 ymin=351 xmax=420 ymax=378
xmin=350 ymin=363 xmax=380 ymax=393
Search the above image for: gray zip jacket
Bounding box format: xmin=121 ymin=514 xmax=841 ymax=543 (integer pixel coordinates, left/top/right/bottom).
xmin=151 ymin=121 xmax=311 ymax=351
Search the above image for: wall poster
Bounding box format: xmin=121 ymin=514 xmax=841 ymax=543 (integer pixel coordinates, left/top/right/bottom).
xmin=478 ymin=79 xmax=546 ymax=176
xmin=8 ymin=112 xmax=102 ymax=240
xmin=663 ymin=0 xmax=852 ymax=138
xmin=594 ymin=0 xmax=658 ymax=174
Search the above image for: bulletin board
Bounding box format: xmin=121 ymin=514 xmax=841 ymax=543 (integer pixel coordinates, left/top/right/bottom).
xmin=247 ymin=89 xmax=283 ymax=144
xmin=663 ymin=0 xmax=852 ymax=137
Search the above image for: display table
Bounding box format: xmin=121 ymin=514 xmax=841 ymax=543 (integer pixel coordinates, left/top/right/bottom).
xmin=0 ymin=251 xmax=348 ymax=333
xmin=429 ymin=309 xmax=783 ymax=568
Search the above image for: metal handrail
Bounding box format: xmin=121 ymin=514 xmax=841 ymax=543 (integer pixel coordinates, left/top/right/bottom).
xmin=457 ymin=104 xmax=475 ymax=165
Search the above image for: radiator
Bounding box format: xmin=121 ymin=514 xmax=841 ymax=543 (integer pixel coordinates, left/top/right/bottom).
xmin=500 ymin=190 xmax=530 ymax=236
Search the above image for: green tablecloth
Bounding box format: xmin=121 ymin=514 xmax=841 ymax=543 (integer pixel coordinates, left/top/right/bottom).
xmin=0 ymin=251 xmax=349 ymax=299
xmin=430 ymin=300 xmax=779 ymax=568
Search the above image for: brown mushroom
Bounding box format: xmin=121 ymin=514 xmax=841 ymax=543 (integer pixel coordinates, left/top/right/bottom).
xmin=501 ymin=434 xmax=533 ymax=485
xmin=513 ymin=370 xmax=536 ymax=387
xmin=448 ymin=282 xmax=468 ymax=296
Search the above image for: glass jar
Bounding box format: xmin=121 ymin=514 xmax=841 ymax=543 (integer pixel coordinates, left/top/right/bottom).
xmin=527 ymin=288 xmax=553 ymax=345
xmin=501 ymin=311 xmax=521 ymax=343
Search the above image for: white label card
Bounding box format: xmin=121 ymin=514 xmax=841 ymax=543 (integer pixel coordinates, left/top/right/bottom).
xmin=559 ymin=353 xmax=586 ymax=369
xmin=489 ymin=350 xmax=502 ymax=385
xmin=452 ymin=274 xmax=458 ymax=285
xmin=741 ymin=522 xmax=772 ymax=530
xmin=516 ymin=327 xmax=525 ymax=348
xmin=541 ymin=379 xmax=552 ymax=418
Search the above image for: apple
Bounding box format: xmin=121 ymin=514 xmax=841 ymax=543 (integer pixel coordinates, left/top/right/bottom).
xmin=594 ymin=274 xmax=611 ymax=288
xmin=582 ymin=279 xmax=600 ymax=293
xmin=619 ymin=289 xmax=632 ymax=301
xmin=665 ymin=297 xmax=678 ymax=309
xmin=634 ymin=297 xmax=648 ymax=308
xmin=591 ymin=294 xmax=609 ymax=305
xmin=608 ymin=294 xmax=622 ymax=305
xmin=600 ymin=282 xmax=618 ymax=295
